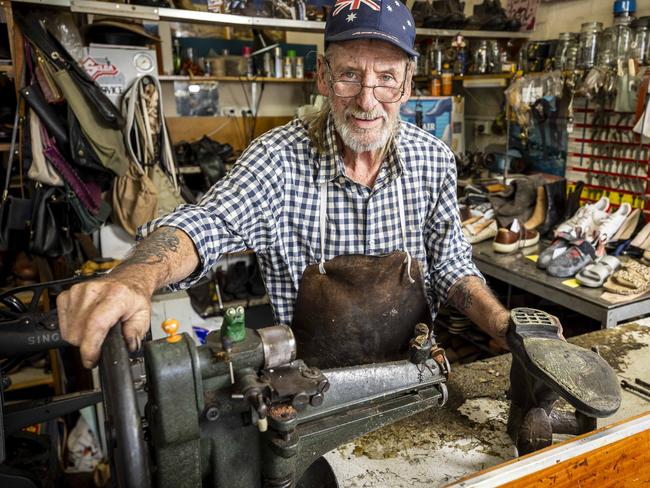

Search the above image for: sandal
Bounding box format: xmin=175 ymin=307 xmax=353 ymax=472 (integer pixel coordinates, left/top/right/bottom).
xmin=576 ymin=255 xmax=621 ymax=288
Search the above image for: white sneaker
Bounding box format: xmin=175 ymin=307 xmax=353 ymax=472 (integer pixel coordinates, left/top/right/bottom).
xmin=594 ymin=203 xmax=632 ymax=244
xmin=555 ymin=197 xmax=610 ymax=240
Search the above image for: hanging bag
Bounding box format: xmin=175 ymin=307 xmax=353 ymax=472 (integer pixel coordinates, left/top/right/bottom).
xmin=27 ymin=109 xmax=64 ymax=187
xmin=28 ymin=184 xmax=73 ymax=257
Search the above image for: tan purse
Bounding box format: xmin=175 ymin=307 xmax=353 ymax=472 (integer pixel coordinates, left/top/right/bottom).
xmin=34 ymin=51 xmax=64 ymax=104
xmin=27 ymin=110 xmax=64 ymax=186
xmin=111 ymin=161 xmax=158 ymax=236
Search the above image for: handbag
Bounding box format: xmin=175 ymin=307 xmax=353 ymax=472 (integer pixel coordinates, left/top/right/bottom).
xmin=15 ymin=12 xmax=124 ymax=128
xmin=34 ymin=52 xmax=64 ymax=105
xmin=67 ymin=187 xmax=112 ymax=235
xmin=0 ymin=105 xmax=33 ymax=251
xmin=20 ymin=82 xmax=68 ymax=151
xmin=28 ymin=184 xmax=73 ymax=257
xmin=27 ymin=110 xmax=64 ymax=187
xmin=111 ymin=161 xmax=158 ymax=237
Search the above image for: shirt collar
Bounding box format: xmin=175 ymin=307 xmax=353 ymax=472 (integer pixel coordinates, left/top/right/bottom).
xmin=314 ymin=113 xmax=411 ymax=184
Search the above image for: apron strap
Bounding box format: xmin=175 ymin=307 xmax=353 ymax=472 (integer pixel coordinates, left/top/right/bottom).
xmin=396 ymin=177 xmax=415 ymax=284
xmin=319 ymin=180 xmax=327 ymax=274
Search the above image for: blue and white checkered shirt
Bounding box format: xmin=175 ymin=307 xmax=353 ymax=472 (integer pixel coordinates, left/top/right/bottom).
xmin=140 ymin=114 xmax=482 ymax=325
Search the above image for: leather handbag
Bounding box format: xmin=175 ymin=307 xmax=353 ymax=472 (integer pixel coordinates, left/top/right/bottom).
xmin=68 ymin=108 xmax=116 ymax=192
xmin=28 ymin=184 xmax=73 ymax=257
xmin=27 ymin=110 xmax=64 ymax=187
xmin=20 ymin=83 xmax=69 ymax=150
xmin=111 ymin=161 xmax=158 ymax=237
xmin=0 ymin=105 xmax=32 ymax=251
xmin=15 ymin=12 xmax=124 ymax=129
xmin=67 ymin=188 xmax=111 ymax=235
xmin=34 ymin=52 xmax=64 ymax=105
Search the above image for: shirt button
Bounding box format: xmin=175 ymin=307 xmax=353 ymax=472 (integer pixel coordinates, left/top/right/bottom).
xmin=369 ymin=239 xmax=375 ymax=247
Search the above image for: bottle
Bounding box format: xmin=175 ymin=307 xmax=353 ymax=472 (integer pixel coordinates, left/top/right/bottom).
xmin=243 ymin=46 xmax=254 ymax=77
xmin=273 ymin=47 xmax=283 ymax=78
xmin=441 ymin=64 xmax=453 ymax=96
xmin=286 ymin=49 xmax=297 ymax=77
xmin=173 ymin=38 xmax=182 ymax=75
xmin=295 ymin=56 xmax=304 ymax=79
xmin=284 ymin=56 xmax=293 ymax=78
xmin=429 ymin=70 xmax=441 ymax=96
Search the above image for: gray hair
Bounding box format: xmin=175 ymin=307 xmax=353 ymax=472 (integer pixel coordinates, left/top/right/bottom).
xmin=303 ymin=44 xmax=415 ymax=153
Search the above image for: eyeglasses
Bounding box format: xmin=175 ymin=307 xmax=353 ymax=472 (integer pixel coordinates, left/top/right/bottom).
xmin=323 ymin=58 xmax=408 ymax=104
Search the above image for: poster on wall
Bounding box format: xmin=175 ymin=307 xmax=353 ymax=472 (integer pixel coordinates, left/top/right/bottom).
xmin=400 ymin=96 xmax=464 ymax=154
xmin=507 ymin=0 xmax=540 ymax=32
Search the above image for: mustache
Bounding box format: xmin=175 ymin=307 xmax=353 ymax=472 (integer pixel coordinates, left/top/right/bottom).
xmin=345 ymin=107 xmax=388 ymax=121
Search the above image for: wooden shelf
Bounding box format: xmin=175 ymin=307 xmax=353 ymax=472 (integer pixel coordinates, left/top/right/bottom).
xmin=0 ymin=142 xmax=12 ymax=152
xmin=7 ymin=367 xmax=54 ymax=392
xmin=12 ymin=0 xmax=531 ymax=38
xmin=0 ymin=64 xmax=14 ymax=74
xmin=159 ymin=75 xmax=312 ymax=83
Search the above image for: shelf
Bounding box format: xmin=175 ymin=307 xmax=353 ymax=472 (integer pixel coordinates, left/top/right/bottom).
xmin=0 ymin=64 xmax=14 ymax=74
xmin=7 ymin=367 xmax=54 ymax=392
xmin=160 ymin=75 xmax=312 ymax=83
xmin=0 ymin=142 xmax=12 ymax=152
xmin=12 ymin=0 xmax=532 ymax=38
xmin=456 ymin=74 xmax=510 ymax=88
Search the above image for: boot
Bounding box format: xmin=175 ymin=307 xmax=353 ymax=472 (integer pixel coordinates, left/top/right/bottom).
xmin=536 ymin=179 xmax=567 ymax=236
xmin=563 ymin=180 xmax=584 ymax=221
xmin=524 ymin=186 xmax=546 ymax=230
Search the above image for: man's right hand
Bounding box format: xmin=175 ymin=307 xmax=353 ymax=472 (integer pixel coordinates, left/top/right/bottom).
xmin=57 ymin=276 xmax=153 ymax=369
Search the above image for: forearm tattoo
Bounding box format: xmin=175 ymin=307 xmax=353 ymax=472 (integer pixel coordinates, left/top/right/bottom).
xmin=125 ymin=227 xmax=180 ymax=266
xmin=447 ymin=278 xmax=473 ymax=312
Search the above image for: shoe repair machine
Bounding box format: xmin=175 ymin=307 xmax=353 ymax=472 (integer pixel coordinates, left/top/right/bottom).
xmin=0 ymin=279 xmax=622 ymax=487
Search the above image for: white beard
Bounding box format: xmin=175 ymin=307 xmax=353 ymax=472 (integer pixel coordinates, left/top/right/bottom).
xmin=332 ymin=105 xmax=398 ymax=154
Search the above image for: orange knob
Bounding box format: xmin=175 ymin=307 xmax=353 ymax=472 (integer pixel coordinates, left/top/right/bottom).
xmin=162 ymin=319 xmax=182 ymax=343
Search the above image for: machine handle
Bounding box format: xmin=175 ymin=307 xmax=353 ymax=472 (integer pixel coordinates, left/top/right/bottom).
xmin=99 ymin=325 xmax=152 ymax=488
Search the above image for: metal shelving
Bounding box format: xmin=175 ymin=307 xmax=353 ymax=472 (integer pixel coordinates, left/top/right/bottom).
xmin=11 ymin=0 xmax=532 ymax=38
xmin=159 ymin=74 xmax=312 ymax=83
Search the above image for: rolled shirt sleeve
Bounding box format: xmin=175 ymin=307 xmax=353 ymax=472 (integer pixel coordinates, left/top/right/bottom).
xmin=423 ymin=151 xmax=484 ymax=308
xmin=137 ymin=140 xmax=282 ymax=291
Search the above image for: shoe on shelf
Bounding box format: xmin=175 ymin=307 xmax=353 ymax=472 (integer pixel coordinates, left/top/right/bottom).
xmin=536 ymin=179 xmax=567 ymax=236
xmin=493 ymin=219 xmax=539 ymax=253
xmin=562 ymin=180 xmax=585 ymax=222
xmin=594 ymin=203 xmax=632 ymax=244
xmin=464 ymin=219 xmax=498 ymax=244
xmin=536 ymin=234 xmax=573 ymax=270
xmin=224 ymin=261 xmax=249 ymax=300
xmin=554 ymin=196 xmax=610 ymax=241
xmin=546 ymin=240 xmax=600 ymax=278
xmin=622 ymin=220 xmax=650 ymax=258
xmin=605 ymin=208 xmax=643 ymax=254
xmin=524 ymin=186 xmax=546 ymax=230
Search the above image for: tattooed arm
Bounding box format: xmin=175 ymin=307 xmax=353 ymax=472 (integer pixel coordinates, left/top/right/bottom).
xmin=57 ymin=227 xmax=199 ymax=368
xmin=447 ymin=276 xmax=510 ymax=347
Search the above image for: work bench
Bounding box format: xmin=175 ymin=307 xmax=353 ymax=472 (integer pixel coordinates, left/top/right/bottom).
xmin=470 ymin=240 xmax=650 ymax=329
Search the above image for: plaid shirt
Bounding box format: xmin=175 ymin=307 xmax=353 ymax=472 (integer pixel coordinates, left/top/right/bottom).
xmin=140 ymin=115 xmax=482 ymax=325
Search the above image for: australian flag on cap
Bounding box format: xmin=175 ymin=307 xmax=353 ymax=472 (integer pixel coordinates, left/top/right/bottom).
xmin=324 ymin=0 xmax=419 ymax=57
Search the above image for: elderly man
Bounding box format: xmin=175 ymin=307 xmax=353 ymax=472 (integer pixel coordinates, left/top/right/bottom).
xmin=58 ymin=0 xmax=510 ymax=369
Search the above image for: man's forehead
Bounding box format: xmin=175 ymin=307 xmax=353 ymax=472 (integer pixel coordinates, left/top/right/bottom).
xmin=327 ymin=40 xmax=408 ymax=66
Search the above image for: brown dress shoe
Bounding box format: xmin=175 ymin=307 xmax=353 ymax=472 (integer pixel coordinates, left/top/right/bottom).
xmin=493 ymin=219 xmax=540 ymax=253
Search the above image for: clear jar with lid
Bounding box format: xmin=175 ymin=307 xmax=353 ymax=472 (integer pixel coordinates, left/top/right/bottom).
xmin=556 ymin=32 xmax=578 ymax=71
xmin=612 ymin=15 xmax=633 ymax=64
xmin=630 ymin=16 xmax=649 ymax=64
xmin=473 ymin=40 xmax=488 ymax=74
xmin=578 ymin=22 xmax=603 ymax=69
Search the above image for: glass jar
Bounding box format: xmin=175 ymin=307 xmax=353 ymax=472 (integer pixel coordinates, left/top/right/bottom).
xmin=487 ymin=40 xmax=501 ymax=73
xmin=612 ymin=16 xmax=633 ymax=64
xmin=578 ymin=22 xmax=603 ymax=69
xmin=473 ymin=40 xmax=488 ymax=74
xmin=631 ymin=17 xmax=649 ymax=64
xmin=556 ymin=32 xmax=578 ymax=71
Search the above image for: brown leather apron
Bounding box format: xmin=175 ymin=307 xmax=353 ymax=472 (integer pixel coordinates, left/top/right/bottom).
xmin=291 ymin=178 xmax=430 ymax=369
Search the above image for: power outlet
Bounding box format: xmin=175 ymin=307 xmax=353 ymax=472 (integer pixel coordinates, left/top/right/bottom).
xmin=222 ymin=106 xmax=237 ymax=117
xmin=474 ymin=121 xmax=491 ymax=136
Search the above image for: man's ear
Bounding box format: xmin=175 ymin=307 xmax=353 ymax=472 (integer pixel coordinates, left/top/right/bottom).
xmin=316 ymin=55 xmax=329 ymax=97
xmin=402 ymin=60 xmax=414 ymax=101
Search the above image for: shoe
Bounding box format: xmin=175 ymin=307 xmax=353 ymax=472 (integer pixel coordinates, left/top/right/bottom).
xmin=424 ymin=0 xmax=466 ymax=28
xmin=546 ymin=240 xmax=599 ymax=278
xmin=247 ymin=261 xmax=266 ymax=297
xmin=594 ymin=203 xmax=632 ymax=244
xmin=524 ymin=186 xmax=546 ymax=230
xmin=493 ymin=219 xmax=539 ymax=253
xmin=536 ymin=179 xmax=567 ymax=236
xmin=622 ymin=221 xmax=650 ymax=258
xmin=575 ymin=255 xmax=621 ymax=288
xmin=224 ymin=261 xmax=249 ymax=299
xmin=605 ymin=208 xmax=643 ymax=253
xmin=563 ymin=180 xmax=585 ymax=222
xmin=554 ymin=196 xmax=610 ymax=241
xmin=464 ymin=219 xmax=498 ymax=244
xmin=537 ymin=234 xmax=572 ymax=270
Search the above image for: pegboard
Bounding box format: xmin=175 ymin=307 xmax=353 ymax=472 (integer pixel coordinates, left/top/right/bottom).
xmin=565 ymin=97 xmax=650 ymax=220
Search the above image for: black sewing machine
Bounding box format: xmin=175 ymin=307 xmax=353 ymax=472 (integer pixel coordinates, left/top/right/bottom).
xmin=0 ymin=279 xmax=622 ymax=488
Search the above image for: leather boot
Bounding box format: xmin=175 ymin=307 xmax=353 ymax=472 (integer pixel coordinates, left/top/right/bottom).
xmin=537 ymin=179 xmax=567 ymax=236
xmin=563 ymin=180 xmax=584 ymax=222
xmin=524 ymin=186 xmax=546 ymax=230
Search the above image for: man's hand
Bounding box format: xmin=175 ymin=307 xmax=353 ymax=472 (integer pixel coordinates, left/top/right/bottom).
xmin=56 ymin=227 xmax=201 ymax=368
xmin=57 ymin=276 xmax=153 ymax=369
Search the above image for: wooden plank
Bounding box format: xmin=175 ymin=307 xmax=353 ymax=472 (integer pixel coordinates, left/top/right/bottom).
xmin=166 ymin=115 xmax=293 ymax=151
xmin=448 ymin=411 xmax=650 ymax=487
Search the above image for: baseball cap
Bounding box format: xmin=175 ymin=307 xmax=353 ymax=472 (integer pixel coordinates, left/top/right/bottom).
xmin=324 ymin=0 xmax=418 ymax=57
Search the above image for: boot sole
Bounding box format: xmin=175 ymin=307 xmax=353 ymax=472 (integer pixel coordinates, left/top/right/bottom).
xmin=507 ymin=308 xmax=621 ymax=418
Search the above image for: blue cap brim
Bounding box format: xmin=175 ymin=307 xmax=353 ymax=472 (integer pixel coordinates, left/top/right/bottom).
xmin=325 ymin=29 xmax=419 ymax=57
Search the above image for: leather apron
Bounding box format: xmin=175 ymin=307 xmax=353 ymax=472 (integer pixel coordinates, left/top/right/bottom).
xmin=291 ymin=177 xmax=431 ymax=369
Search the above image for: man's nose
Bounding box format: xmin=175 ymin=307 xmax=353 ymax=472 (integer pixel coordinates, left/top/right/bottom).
xmin=355 ymin=85 xmax=377 ymax=111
